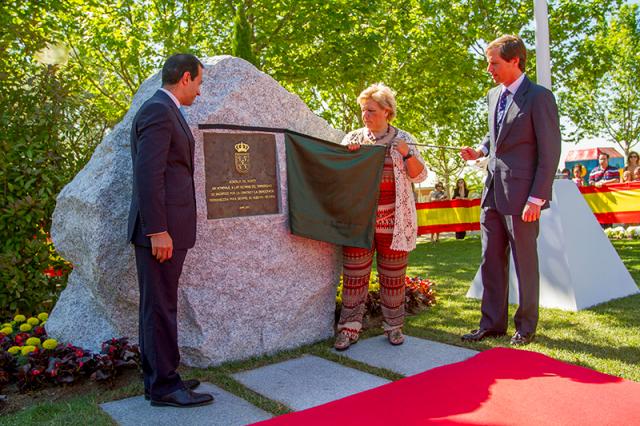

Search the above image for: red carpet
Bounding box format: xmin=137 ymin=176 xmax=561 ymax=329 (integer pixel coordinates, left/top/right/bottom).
xmin=254 ymin=348 xmax=640 ymax=425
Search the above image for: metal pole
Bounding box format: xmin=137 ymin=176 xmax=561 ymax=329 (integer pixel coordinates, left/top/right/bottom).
xmin=534 ymin=0 xmax=552 ymax=89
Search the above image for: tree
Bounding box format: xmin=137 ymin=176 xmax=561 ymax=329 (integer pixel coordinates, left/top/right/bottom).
xmin=557 ymin=3 xmax=640 ymax=156
xmin=232 ymin=3 xmax=258 ymax=66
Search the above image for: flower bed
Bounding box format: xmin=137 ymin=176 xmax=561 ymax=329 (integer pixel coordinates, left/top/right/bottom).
xmin=0 ymin=313 xmax=139 ymax=394
xmin=604 ymin=225 xmax=640 ymax=239
xmin=335 ymin=275 xmax=437 ymax=327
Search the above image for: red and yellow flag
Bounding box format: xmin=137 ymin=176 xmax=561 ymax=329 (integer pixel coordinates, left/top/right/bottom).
xmin=415 ymin=181 xmax=640 ymax=233
xmin=416 ymin=199 xmax=481 ymax=234
xmin=578 ymin=182 xmax=640 ymax=224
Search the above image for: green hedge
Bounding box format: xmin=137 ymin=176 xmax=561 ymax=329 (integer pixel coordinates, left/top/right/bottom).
xmin=0 ymin=65 xmax=104 ymax=316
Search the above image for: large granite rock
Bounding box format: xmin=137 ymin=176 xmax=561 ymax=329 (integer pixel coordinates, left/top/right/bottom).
xmin=48 ymin=56 xmax=344 ymax=366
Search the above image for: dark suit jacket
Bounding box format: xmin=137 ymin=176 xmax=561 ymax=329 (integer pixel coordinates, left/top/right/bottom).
xmin=128 ymin=90 xmax=197 ymax=249
xmin=481 ymin=76 xmax=561 ymax=215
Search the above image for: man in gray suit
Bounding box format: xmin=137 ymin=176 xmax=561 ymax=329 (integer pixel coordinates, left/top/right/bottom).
xmin=460 ymin=35 xmax=561 ymax=345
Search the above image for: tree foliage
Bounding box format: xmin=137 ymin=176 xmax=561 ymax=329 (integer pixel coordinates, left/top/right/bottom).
xmin=232 ymin=3 xmax=258 ymax=66
xmin=557 ymin=2 xmax=640 ymax=155
xmin=0 ymin=1 xmax=106 ymax=316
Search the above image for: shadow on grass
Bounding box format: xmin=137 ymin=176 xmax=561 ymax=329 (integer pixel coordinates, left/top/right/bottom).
xmin=537 ymin=334 xmax=640 ymax=367
xmin=586 ymin=294 xmax=640 ymax=325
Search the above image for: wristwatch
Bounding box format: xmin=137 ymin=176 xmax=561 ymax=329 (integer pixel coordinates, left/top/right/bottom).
xmin=403 ymin=152 xmax=413 ymax=161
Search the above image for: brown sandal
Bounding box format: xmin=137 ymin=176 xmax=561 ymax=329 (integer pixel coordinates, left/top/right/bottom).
xmin=386 ymin=329 xmax=405 ymax=346
xmin=334 ymin=330 xmax=359 ymax=351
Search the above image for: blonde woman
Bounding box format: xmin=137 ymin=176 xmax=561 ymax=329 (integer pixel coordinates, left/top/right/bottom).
xmin=335 ymin=83 xmax=428 ymax=350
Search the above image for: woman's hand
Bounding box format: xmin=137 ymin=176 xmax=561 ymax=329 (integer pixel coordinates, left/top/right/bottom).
xmin=395 ymin=139 xmax=410 ymax=157
xmin=347 ymin=142 xmax=361 ymax=151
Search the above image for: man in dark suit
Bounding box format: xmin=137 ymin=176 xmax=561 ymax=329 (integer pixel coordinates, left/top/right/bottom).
xmin=460 ymin=35 xmax=561 ymax=345
xmin=129 ymin=54 xmax=213 ymax=406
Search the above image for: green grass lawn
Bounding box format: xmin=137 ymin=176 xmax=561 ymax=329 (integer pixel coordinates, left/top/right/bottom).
xmin=2 ymin=238 xmax=639 ymax=424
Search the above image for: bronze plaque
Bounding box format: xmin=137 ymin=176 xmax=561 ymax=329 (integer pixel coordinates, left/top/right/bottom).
xmin=203 ymin=132 xmax=279 ymax=219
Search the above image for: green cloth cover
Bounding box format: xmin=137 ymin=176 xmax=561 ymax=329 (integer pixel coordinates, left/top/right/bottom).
xmin=285 ymin=132 xmax=386 ymax=248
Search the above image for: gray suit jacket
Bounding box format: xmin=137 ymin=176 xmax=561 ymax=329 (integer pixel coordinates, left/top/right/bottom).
xmin=481 ymin=76 xmax=561 ymax=215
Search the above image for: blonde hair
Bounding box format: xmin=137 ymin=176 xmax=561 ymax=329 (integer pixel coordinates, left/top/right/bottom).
xmin=357 ymin=83 xmax=397 ymax=121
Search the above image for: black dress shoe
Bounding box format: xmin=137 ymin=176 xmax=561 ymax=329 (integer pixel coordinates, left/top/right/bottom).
xmin=144 ymin=379 xmax=201 ymax=400
xmin=461 ymin=328 xmax=506 ymax=342
xmin=510 ymin=331 xmax=535 ymax=345
xmin=150 ymin=388 xmax=214 ymax=408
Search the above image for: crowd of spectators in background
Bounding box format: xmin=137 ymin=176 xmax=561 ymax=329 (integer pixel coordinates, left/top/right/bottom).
xmin=569 ymin=151 xmax=640 ymax=188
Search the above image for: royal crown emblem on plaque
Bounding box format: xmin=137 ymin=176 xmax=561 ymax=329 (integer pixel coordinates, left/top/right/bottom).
xmin=234 ymin=141 xmax=250 ymax=174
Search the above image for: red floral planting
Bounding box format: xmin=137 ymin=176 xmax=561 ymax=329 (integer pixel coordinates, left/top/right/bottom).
xmin=337 ymin=275 xmax=437 ymax=323
xmin=43 ymin=267 xmax=66 ymax=278
xmin=0 ymin=317 xmax=139 ymax=393
xmin=404 ymin=276 xmax=437 ymax=314
xmin=91 ymin=338 xmax=140 ymax=382
xmin=0 ymin=352 xmax=16 ymax=391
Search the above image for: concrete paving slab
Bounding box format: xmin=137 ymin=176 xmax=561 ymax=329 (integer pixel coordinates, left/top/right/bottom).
xmin=333 ymin=335 xmax=478 ymax=376
xmin=232 ymin=355 xmax=390 ymax=411
xmin=100 ymin=382 xmax=272 ymax=426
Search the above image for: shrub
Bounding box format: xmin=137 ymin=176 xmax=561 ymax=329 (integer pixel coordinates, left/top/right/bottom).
xmin=0 ymin=351 xmax=17 ymax=392
xmin=0 ymin=311 xmax=140 ymax=393
xmin=0 ymin=63 xmax=104 ymax=318
xmin=605 ymin=225 xmax=640 ymax=240
xmin=335 ymin=275 xmax=437 ymax=326
xmin=42 ymin=339 xmax=58 ymax=350
xmin=625 ymin=226 xmax=640 ymax=239
xmin=25 ymin=337 xmax=41 ymax=347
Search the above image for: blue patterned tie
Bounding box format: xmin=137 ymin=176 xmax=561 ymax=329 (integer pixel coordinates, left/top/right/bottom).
xmin=494 ymin=89 xmax=510 ymax=136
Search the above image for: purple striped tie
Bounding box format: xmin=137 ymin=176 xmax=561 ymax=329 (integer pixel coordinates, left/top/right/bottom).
xmin=494 ymin=90 xmax=510 ymax=136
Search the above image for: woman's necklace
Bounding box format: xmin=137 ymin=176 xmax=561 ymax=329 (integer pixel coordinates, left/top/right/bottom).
xmin=367 ymin=125 xmax=391 ymax=143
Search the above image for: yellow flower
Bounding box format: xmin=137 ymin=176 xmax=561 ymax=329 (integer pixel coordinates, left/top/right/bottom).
xmin=13 ymin=315 xmax=26 ymax=323
xmin=27 ymin=317 xmax=40 ymax=326
xmin=42 ymin=339 xmax=58 ymax=350
xmin=0 ymin=327 xmax=12 ymax=335
xmin=8 ymin=346 xmax=20 ymax=355
xmin=1 ymin=323 xmax=12 ymax=328
xmin=37 ymin=313 xmax=49 ymax=321
xmin=26 ymin=337 xmax=41 ymax=346
xmin=20 ymin=345 xmax=36 ymax=356
xmin=19 ymin=323 xmax=32 ymax=332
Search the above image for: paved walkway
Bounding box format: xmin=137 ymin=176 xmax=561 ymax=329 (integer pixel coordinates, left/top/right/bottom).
xmin=100 ymin=336 xmax=477 ymax=425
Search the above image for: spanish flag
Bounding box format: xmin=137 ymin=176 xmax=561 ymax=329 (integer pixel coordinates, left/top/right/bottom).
xmin=579 ymin=181 xmax=640 ymax=224
xmin=416 ymin=199 xmax=481 ymax=234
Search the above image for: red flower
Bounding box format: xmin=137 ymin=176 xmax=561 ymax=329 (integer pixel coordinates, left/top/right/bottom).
xmin=75 ymin=349 xmax=84 ymax=357
xmin=32 ymin=369 xmax=41 ymax=376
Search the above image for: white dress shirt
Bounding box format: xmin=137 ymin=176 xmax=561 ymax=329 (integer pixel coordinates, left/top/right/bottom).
xmin=160 ymin=87 xmax=181 ymax=108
